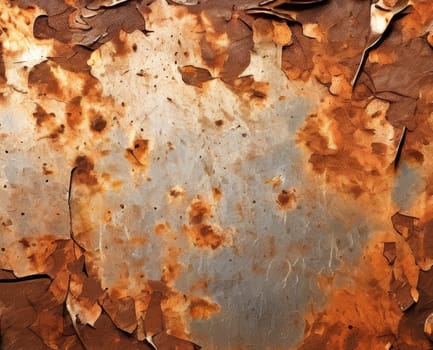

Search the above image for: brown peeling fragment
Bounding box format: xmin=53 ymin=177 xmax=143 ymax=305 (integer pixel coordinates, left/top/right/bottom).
xmin=425 ymin=313 xmax=433 ymax=341
xmin=195 ymin=7 xmax=253 ymax=83
xmin=26 ymin=0 xmax=149 ymax=74
xmin=245 ymin=0 xmax=326 ymax=22
xmin=50 ymin=45 xmax=93 ymax=73
xmin=153 ymin=331 xmax=201 ymax=350
xmin=80 ymin=275 xmax=104 ymax=305
xmin=391 ymin=212 xmax=417 ymax=239
xmin=390 ymin=275 xmax=418 ymax=311
xmin=33 ymin=15 xmax=61 ymax=40
xmin=351 ymin=0 xmax=411 ymax=88
xmin=0 ymin=272 xmax=83 ymax=350
xmin=0 ymin=269 xmax=16 ymax=280
xmin=144 ymin=292 xmax=164 ymax=337
xmin=391 ymin=215 xmax=433 ymax=271
xmin=78 ymin=312 xmax=151 ymax=349
xmin=383 ymin=242 xmax=397 ymax=265
xmin=282 ymin=25 xmax=314 ymax=81
xmin=229 ymin=75 xmax=268 ymax=99
xmin=68 ymin=10 xmax=92 ymax=31
xmin=245 ymin=7 xmax=296 ymax=22
xmin=220 ymin=20 xmax=253 ymax=83
xmin=179 ymin=65 xmax=213 ymax=87
xmin=103 ymin=296 xmax=137 ymax=334
xmin=257 ymin=0 xmax=326 ymax=6
xmin=28 ymin=61 xmax=61 ymax=97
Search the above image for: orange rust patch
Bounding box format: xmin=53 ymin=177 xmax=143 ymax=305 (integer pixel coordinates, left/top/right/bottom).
xmin=33 ymin=104 xmax=55 ymax=127
xmin=265 ymin=175 xmax=283 ymax=189
xmin=212 ymin=187 xmax=222 ymax=202
xmin=189 ymin=297 xmax=220 ymax=320
xmin=300 ymin=234 xmax=404 ymax=349
xmin=188 ymin=198 xmax=212 ymax=225
xmin=154 ymin=223 xmax=169 ymax=235
xmin=161 ymin=247 xmax=182 ymax=285
xmin=184 ymin=224 xmax=224 ymax=250
xmin=74 ymin=155 xmax=98 ymax=186
xmin=296 ymin=96 xmax=395 ymax=198
xmin=226 ymin=75 xmax=269 ymax=102
xmin=184 ymin=197 xmax=225 ymax=249
xmin=65 ymin=96 xmax=83 ymax=129
xmin=276 ymin=189 xmax=296 ymax=211
xmin=17 ymin=235 xmax=61 ymax=273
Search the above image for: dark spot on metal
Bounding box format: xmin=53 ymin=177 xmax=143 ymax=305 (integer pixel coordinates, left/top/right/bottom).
xmin=74 ymin=155 xmax=98 ymax=186
xmin=276 ymin=189 xmax=296 ymax=211
xmin=90 ymin=115 xmax=107 ymax=132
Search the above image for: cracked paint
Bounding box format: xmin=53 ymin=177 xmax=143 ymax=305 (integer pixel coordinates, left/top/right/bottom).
xmin=1 ymin=0 xmax=433 ymax=349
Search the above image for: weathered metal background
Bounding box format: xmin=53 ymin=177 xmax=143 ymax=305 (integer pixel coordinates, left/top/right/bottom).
xmin=1 ymin=0 xmax=433 ymax=349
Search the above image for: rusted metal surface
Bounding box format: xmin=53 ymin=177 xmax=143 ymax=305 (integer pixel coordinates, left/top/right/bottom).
xmin=1 ymin=0 xmax=433 ymax=349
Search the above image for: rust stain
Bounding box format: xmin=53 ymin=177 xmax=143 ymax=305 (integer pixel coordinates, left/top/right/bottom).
xmin=2 ymin=0 xmax=433 ymax=348
xmin=125 ymin=138 xmax=150 ymax=168
xmin=168 ymin=186 xmax=185 ymax=200
xmin=265 ymin=175 xmax=283 ymax=189
xmin=161 ymin=246 xmax=183 ymax=285
xmin=300 ymin=231 xmax=403 ymax=349
xmin=188 ymin=197 xmax=212 ymax=225
xmin=276 ymin=189 xmax=296 ymax=211
xmin=296 ymin=96 xmax=395 ymax=198
xmin=183 ymin=196 xmax=226 ymax=250
xmin=226 ymin=75 xmax=269 ymax=104
xmin=74 ymin=155 xmax=98 ymax=186
xmin=89 ymin=113 xmax=107 ymax=133
xmin=0 ymin=41 xmax=6 ymax=86
xmin=212 ymin=187 xmax=222 ymax=202
xmin=28 ymin=61 xmax=61 ymax=97
xmin=189 ymin=297 xmax=221 ymax=320
xmin=32 ymin=104 xmax=55 ymax=127
xmin=65 ymin=96 xmax=83 ymax=129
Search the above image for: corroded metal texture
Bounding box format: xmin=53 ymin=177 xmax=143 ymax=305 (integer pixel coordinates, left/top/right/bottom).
xmin=1 ymin=0 xmax=433 ymax=349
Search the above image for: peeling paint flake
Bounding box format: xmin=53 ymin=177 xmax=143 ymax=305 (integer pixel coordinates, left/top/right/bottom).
xmin=1 ymin=0 xmax=433 ymax=348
